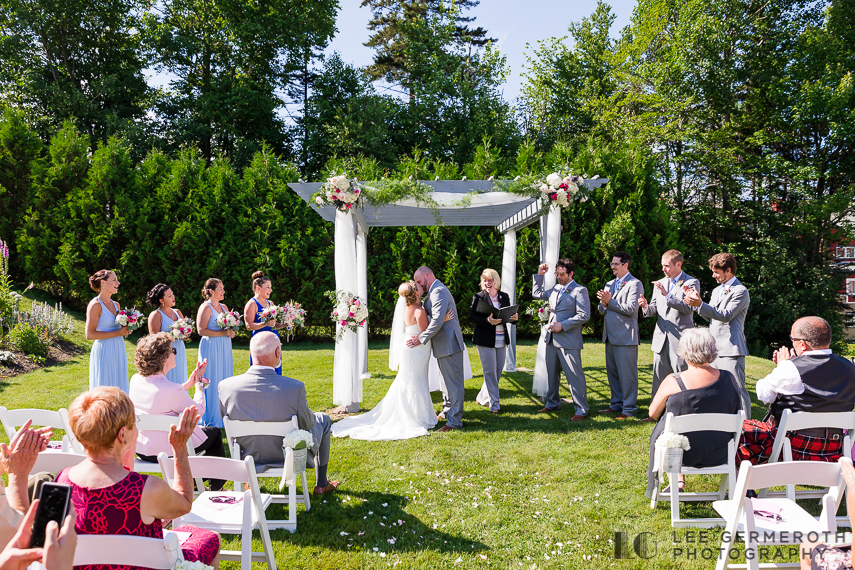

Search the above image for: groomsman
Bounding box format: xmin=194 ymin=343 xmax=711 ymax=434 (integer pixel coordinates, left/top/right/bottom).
xmin=683 ymin=253 xmax=752 ymax=415
xmin=638 ymin=249 xmax=700 ymax=399
xmin=532 ymin=259 xmax=591 ymax=420
xmin=596 ymin=251 xmax=644 ymax=419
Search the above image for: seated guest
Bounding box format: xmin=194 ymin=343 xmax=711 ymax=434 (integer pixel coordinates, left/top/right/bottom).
xmin=219 ymin=331 xmax=339 ymax=495
xmin=58 ymin=388 xmax=220 ymax=568
xmin=738 ymin=316 xmax=855 ymax=465
xmin=129 ymin=332 xmax=225 ymax=491
xmin=645 ymin=328 xmax=742 ymax=498
xmin=0 ymin=419 xmax=49 ymax=550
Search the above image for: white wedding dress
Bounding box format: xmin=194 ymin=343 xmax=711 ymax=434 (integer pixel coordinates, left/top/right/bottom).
xmin=332 ymin=322 xmax=438 ymax=440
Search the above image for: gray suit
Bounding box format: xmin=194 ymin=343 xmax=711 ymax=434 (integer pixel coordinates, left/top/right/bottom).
xmin=597 ymin=274 xmax=643 ymax=416
xmin=419 ymin=280 xmax=466 ymax=428
xmin=641 ymin=271 xmax=700 ymax=396
xmin=532 ymin=275 xmax=590 ymax=414
xmin=697 ymin=278 xmax=751 ymax=414
xmin=218 ymin=366 xmax=332 ymax=474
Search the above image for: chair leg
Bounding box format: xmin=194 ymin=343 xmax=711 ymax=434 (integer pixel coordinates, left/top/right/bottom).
xmin=258 ymin=515 xmax=278 ymax=569
xmin=289 ymin=481 xmax=297 ymax=527
xmin=669 ymin=474 xmax=680 ymax=526
xmin=717 ymin=474 xmax=728 ymax=500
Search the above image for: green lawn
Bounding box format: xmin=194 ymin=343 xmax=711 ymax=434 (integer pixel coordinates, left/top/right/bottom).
xmin=3 ymin=292 xmax=822 ymax=569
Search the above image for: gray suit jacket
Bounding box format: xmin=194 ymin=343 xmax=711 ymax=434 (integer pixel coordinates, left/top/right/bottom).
xmin=218 ymin=367 xmax=318 ymax=469
xmin=532 ymin=275 xmax=590 ymax=350
xmin=418 ymin=279 xmax=465 ymax=358
xmin=642 ymin=271 xmax=700 ymax=353
xmin=597 ymin=274 xmax=643 ymax=346
xmin=697 ymin=279 xmax=750 ymax=357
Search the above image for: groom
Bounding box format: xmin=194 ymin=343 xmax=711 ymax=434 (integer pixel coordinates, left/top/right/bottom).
xmin=407 ymin=266 xmax=466 ymax=432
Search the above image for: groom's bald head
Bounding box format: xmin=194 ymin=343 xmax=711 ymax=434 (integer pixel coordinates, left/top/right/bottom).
xmin=414 ymin=266 xmax=436 ymax=292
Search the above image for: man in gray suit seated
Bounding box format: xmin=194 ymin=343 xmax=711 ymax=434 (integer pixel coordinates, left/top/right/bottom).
xmin=639 ymin=249 xmax=701 ymax=401
xmin=596 ymin=251 xmax=644 ymax=419
xmin=683 ymin=252 xmax=751 ymax=415
xmin=532 ymin=258 xmax=591 ymax=420
xmin=219 ymin=331 xmax=339 ymax=495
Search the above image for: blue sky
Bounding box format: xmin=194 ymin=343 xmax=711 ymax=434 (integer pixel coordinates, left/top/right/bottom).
xmin=326 ymin=0 xmax=639 ymax=102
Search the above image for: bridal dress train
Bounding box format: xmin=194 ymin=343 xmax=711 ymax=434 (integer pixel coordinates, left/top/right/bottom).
xmin=332 ymin=323 xmax=437 ymax=440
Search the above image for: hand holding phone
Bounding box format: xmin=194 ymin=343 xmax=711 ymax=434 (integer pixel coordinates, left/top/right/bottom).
xmin=30 ymin=483 xmax=71 ymax=548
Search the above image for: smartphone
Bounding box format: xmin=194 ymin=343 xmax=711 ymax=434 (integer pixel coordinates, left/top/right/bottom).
xmin=29 ymin=482 xmax=71 ymax=548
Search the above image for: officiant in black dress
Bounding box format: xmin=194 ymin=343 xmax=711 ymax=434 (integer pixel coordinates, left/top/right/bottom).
xmin=469 ymin=268 xmax=518 ymax=414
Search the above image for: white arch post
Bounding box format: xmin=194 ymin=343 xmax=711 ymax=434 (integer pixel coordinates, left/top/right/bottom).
xmin=501 ymin=228 xmax=517 ymax=372
xmin=531 ymin=206 xmax=561 ymax=399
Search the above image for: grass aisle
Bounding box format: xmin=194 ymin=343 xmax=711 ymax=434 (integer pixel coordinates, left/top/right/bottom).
xmin=1 ymin=295 xmax=785 ymax=568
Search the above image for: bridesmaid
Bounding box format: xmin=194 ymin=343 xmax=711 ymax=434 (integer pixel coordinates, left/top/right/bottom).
xmin=147 ymin=283 xmax=188 ymax=385
xmin=243 ymin=271 xmax=283 ymax=375
xmin=196 ymin=278 xmax=235 ymax=428
xmin=85 ymin=270 xmax=130 ymax=392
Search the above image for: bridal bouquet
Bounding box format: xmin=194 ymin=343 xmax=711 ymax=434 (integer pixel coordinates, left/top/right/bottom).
xmin=168 ymin=317 xmax=194 ymax=341
xmin=326 ymin=290 xmax=368 ymax=342
xmin=538 ymin=172 xmax=588 ymax=208
xmin=216 ymin=310 xmax=242 ymax=331
xmin=115 ymin=308 xmax=145 ymax=331
xmin=257 ymin=304 xmax=285 ymax=325
xmin=311 ymin=174 xmax=364 ymax=211
xmin=526 ymin=300 xmax=551 ymax=324
xmin=280 ymin=301 xmax=307 ymax=341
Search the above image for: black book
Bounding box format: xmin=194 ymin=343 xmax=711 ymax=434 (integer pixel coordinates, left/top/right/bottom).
xmin=475 ymin=299 xmax=519 ymax=324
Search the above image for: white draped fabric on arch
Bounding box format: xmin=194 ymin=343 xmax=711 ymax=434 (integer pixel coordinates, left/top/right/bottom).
xmin=289 ymin=178 xmax=610 ymax=411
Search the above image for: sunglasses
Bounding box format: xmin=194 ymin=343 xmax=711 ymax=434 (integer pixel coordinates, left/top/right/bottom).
xmin=789 ymin=336 xmax=806 ymax=342
xmin=171 ymin=347 xmax=177 ymax=355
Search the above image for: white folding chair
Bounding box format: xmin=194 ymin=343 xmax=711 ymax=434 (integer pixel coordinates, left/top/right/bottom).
xmin=223 ymin=415 xmax=311 ymax=531
xmin=757 ymin=409 xmax=855 ymax=525
xmin=158 ymin=453 xmax=277 ymax=570
xmin=0 ymin=406 xmax=82 ymax=453
xmin=30 ymin=452 xmax=86 ymax=476
xmin=649 ymin=410 xmax=745 ymax=528
xmin=713 ymin=459 xmax=845 ymax=570
xmin=134 ymin=414 xmax=205 ymax=493
xmin=73 ymin=533 xmax=183 ymax=568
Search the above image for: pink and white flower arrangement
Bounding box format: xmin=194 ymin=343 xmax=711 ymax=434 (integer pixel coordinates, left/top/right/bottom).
xmin=216 ymin=310 xmax=243 ymax=331
xmin=280 ymin=301 xmax=307 ymax=341
xmin=539 ymin=172 xmax=588 ymax=208
xmin=525 ymin=300 xmax=551 ymax=324
xmin=257 ymin=304 xmax=285 ymax=325
xmin=311 ymin=174 xmax=364 ymax=211
xmin=115 ymin=307 xmax=145 ymax=331
xmin=168 ymin=317 xmax=195 ymax=341
xmin=325 ymin=290 xmax=368 ymax=342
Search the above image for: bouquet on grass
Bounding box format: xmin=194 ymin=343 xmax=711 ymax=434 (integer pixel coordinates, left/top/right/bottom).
xmin=280 ymin=301 xmax=307 ymax=341
xmin=168 ymin=317 xmax=195 ymax=341
xmin=115 ymin=308 xmax=145 ymax=331
xmin=311 ymin=174 xmax=364 ymax=211
xmin=216 ymin=310 xmax=243 ymax=331
xmin=325 ymin=290 xmax=368 ymax=342
xmin=526 ymin=300 xmax=551 ymax=324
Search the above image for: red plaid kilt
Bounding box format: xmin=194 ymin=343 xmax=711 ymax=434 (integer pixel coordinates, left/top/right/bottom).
xmin=736 ymin=419 xmax=845 ymax=466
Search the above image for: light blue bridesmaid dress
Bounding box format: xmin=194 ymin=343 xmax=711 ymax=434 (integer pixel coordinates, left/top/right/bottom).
xmin=197 ymin=301 xmax=233 ymax=428
xmin=88 ymin=297 xmax=129 ymax=392
xmin=158 ymin=308 xmax=187 ymax=385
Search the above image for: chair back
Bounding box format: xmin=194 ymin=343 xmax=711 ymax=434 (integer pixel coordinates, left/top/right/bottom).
xmin=73 ymin=533 xmax=183 ymax=568
xmin=31 ymin=452 xmax=87 ymax=475
xmin=135 ymin=414 xmax=197 ymax=456
xmin=664 ymin=411 xmax=746 ymax=436
xmin=158 ymin=453 xmax=261 ymax=490
xmin=768 ymin=409 xmax=855 ymax=465
xmin=223 ymin=415 xmax=298 ymax=459
xmin=740 ymin=459 xmax=843 ymax=491
xmin=0 ymin=406 xmax=80 ymax=453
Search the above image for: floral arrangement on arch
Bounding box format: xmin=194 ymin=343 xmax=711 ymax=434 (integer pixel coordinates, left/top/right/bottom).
xmin=539 ymin=172 xmax=589 ymax=208
xmin=525 ymin=300 xmax=551 ymax=324
xmin=168 ymin=317 xmax=195 ymax=341
xmin=311 ymin=174 xmax=364 ymax=211
xmin=325 ymin=290 xmax=368 ymax=342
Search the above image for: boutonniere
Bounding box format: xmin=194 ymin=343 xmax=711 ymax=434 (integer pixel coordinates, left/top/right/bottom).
xmin=676 ymin=279 xmax=684 ymax=287
xmin=617 ymin=280 xmax=625 ymax=291
xmin=723 ymin=287 xmax=732 ymax=295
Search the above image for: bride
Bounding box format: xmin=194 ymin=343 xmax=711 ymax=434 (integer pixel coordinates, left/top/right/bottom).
xmin=332 ymin=281 xmax=441 ymax=440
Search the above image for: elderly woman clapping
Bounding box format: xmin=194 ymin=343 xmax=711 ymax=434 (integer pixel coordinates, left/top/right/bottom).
xmin=644 ymin=328 xmax=742 ymax=497
xmin=58 ymin=387 xmax=220 ymax=567
xmin=129 ymin=332 xmax=226 ymax=490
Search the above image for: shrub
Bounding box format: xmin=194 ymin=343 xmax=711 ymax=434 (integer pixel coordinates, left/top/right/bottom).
xmin=9 ymin=323 xmax=50 ymax=358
